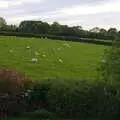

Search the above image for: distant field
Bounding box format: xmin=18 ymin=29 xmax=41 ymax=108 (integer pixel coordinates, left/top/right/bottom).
xmin=0 ymin=36 xmax=109 ymax=80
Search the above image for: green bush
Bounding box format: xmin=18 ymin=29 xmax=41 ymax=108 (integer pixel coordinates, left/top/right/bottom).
xmin=0 ymin=68 xmax=33 ymax=117
xmin=27 ymin=82 xmax=51 ymax=111
xmin=0 ymin=68 xmax=32 ymax=94
xmin=28 ymin=79 xmax=120 ymax=119
xmin=47 ymin=80 xmax=115 ymax=118
xmin=2 ymin=78 xmax=120 ymax=119
xmin=24 ymin=109 xmax=56 ymax=119
xmin=0 ymin=67 xmax=119 ymax=119
xmin=47 ymin=79 xmax=91 ymax=118
xmin=99 ymin=39 xmax=120 ymax=83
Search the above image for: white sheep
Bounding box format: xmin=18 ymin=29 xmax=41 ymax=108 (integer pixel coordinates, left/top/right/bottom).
xmin=26 ymin=46 xmax=30 ymax=49
xmin=31 ymin=58 xmax=38 ymax=63
xmin=42 ymin=54 xmax=46 ymax=58
xmin=58 ymin=58 xmax=63 ymax=63
xmin=35 ymin=51 xmax=39 ymax=56
xmin=57 ymin=47 xmax=62 ymax=51
xmin=63 ymin=43 xmax=71 ymax=48
xmin=9 ymin=49 xmax=13 ymax=53
xmin=101 ymin=59 xmax=106 ymax=63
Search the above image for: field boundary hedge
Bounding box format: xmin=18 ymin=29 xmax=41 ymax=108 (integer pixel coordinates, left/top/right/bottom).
xmin=0 ymin=76 xmax=120 ymax=119
xmin=0 ymin=31 xmax=112 ymax=46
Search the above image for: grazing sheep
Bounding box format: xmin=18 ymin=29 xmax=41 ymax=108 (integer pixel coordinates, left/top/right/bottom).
xmin=58 ymin=58 xmax=63 ymax=63
xmin=26 ymin=46 xmax=30 ymax=49
xmin=101 ymin=59 xmax=106 ymax=63
xmin=35 ymin=51 xmax=39 ymax=56
xmin=9 ymin=49 xmax=13 ymax=53
xmin=42 ymin=54 xmax=46 ymax=58
xmin=57 ymin=47 xmax=62 ymax=51
xmin=63 ymin=43 xmax=71 ymax=48
xmin=31 ymin=58 xmax=38 ymax=63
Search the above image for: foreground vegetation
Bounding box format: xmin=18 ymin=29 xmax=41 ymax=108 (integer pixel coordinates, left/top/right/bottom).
xmin=0 ymin=36 xmax=108 ymax=79
xmin=1 ymin=72 xmax=120 ymax=120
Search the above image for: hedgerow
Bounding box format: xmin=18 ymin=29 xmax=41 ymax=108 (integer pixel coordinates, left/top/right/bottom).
xmin=0 ymin=31 xmax=112 ymax=46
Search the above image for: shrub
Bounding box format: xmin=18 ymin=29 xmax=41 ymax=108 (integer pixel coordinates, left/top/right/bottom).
xmin=0 ymin=68 xmax=33 ymax=117
xmin=24 ymin=109 xmax=56 ymax=119
xmin=45 ymin=79 xmax=120 ymax=118
xmin=27 ymin=82 xmax=51 ymax=111
xmin=0 ymin=68 xmax=32 ymax=94
xmin=99 ymin=39 xmax=120 ymax=83
xmin=18 ymin=78 xmax=120 ymax=119
xmin=46 ymin=79 xmax=92 ymax=118
xmin=86 ymin=82 xmax=120 ymax=118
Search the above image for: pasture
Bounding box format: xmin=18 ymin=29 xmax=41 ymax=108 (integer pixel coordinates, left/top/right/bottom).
xmin=0 ymin=36 xmax=108 ymax=80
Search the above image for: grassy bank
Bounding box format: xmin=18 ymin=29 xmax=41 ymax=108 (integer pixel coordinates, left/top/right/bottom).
xmin=0 ymin=36 xmax=108 ymax=79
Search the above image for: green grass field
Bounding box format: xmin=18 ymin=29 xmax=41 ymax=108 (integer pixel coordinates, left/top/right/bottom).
xmin=0 ymin=36 xmax=108 ymax=80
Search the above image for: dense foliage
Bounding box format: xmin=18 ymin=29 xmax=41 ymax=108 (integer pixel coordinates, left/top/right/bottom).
xmin=0 ymin=68 xmax=32 ymax=94
xmin=99 ymin=39 xmax=120 ymax=83
xmin=0 ymin=31 xmax=112 ymax=45
xmin=27 ymin=79 xmax=120 ymax=119
xmin=0 ymin=68 xmax=33 ymax=119
xmin=15 ymin=79 xmax=120 ymax=119
xmin=0 ymin=69 xmax=120 ymax=119
xmin=0 ymin=17 xmax=119 ymax=41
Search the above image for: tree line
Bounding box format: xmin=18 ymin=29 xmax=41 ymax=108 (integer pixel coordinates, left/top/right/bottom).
xmin=0 ymin=17 xmax=119 ymax=40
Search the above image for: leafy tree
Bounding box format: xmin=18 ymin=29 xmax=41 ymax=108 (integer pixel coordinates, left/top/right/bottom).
xmin=107 ymin=28 xmax=118 ymax=40
xmin=100 ymin=28 xmax=107 ymax=35
xmin=60 ymin=25 xmax=73 ymax=36
xmin=36 ymin=21 xmax=50 ymax=34
xmin=5 ymin=24 xmax=17 ymax=32
xmin=9 ymin=19 xmax=119 ymax=41
xmin=0 ymin=17 xmax=7 ymax=30
xmin=19 ymin=21 xmax=36 ymax=33
xmin=90 ymin=27 xmax=101 ymax=33
xmin=71 ymin=26 xmax=83 ymax=36
xmin=108 ymin=28 xmax=117 ymax=35
xmin=49 ymin=22 xmax=62 ymax=35
xmin=19 ymin=21 xmax=50 ymax=34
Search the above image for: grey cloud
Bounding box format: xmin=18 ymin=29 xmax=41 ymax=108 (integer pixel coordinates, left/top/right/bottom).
xmin=2 ymin=0 xmax=107 ymax=17
xmin=0 ymin=0 xmax=119 ymax=30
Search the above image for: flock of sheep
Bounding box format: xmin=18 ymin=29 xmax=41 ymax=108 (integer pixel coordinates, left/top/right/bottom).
xmin=8 ymin=41 xmax=71 ymax=64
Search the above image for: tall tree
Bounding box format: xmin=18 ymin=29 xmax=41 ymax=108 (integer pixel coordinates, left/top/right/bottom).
xmin=0 ymin=17 xmax=7 ymax=30
xmin=108 ymin=28 xmax=117 ymax=36
xmin=19 ymin=21 xmax=50 ymax=34
xmin=49 ymin=22 xmax=62 ymax=35
xmin=107 ymin=28 xmax=118 ymax=40
xmin=100 ymin=28 xmax=107 ymax=34
xmin=90 ymin=27 xmax=100 ymax=33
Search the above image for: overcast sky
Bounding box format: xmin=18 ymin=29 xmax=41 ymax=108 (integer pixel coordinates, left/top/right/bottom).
xmin=0 ymin=0 xmax=120 ymax=30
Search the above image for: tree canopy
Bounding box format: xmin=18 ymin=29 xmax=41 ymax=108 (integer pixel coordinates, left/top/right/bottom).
xmin=0 ymin=17 xmax=120 ymax=41
xmin=0 ymin=17 xmax=7 ymax=30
